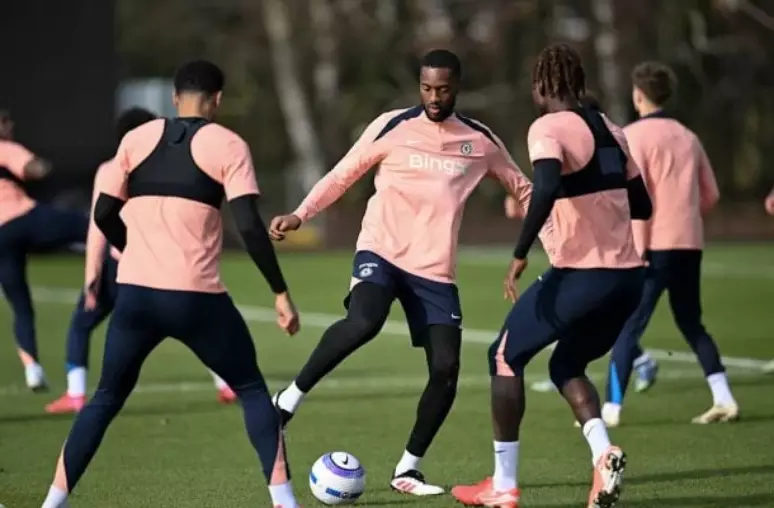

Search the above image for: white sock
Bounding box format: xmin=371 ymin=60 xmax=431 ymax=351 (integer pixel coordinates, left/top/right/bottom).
xmin=602 ymin=402 xmax=621 ymax=420
xmin=707 ymin=372 xmax=736 ymax=406
xmin=210 ymin=371 xmax=228 ymax=390
xmin=493 ymin=441 xmax=518 ymax=491
xmin=268 ymin=481 xmax=298 ymax=508
xmin=67 ymin=367 xmax=87 ymax=397
xmin=41 ymin=485 xmax=68 ymax=508
xmin=394 ymin=450 xmax=421 ymax=476
xmin=25 ymin=362 xmax=46 ymax=386
xmin=277 ymin=382 xmax=306 ymax=413
xmin=582 ymin=418 xmax=611 ymax=465
xmin=633 ymin=351 xmax=653 ymax=369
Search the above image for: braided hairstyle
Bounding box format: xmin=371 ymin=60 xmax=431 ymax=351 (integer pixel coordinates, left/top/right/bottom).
xmin=532 ymin=44 xmax=586 ymax=102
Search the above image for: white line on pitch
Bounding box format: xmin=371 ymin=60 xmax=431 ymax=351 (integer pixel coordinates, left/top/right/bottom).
xmin=24 ymin=286 xmax=772 ymax=371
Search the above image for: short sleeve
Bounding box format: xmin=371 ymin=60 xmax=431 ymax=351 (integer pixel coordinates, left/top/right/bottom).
xmin=613 ymin=126 xmax=641 ymax=180
xmin=0 ymin=141 xmax=35 ymax=179
xmin=527 ymin=119 xmax=563 ymax=163
xmin=222 ymin=137 xmax=260 ymax=201
xmin=99 ymin=139 xmax=130 ymax=200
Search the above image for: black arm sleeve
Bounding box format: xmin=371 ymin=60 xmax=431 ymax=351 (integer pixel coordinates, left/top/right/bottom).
xmin=626 ymin=175 xmax=653 ymax=220
xmin=229 ymin=194 xmax=288 ymax=294
xmin=94 ymin=194 xmax=127 ymax=252
xmin=512 ymin=159 xmax=562 ymax=260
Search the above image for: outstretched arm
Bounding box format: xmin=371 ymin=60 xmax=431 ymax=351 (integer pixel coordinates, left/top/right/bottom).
xmin=292 ymin=130 xmax=391 ymax=223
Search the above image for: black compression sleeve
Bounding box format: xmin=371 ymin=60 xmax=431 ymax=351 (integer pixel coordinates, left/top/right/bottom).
xmin=229 ymin=194 xmax=288 ymax=294
xmin=626 ymin=175 xmax=653 ymax=220
xmin=512 ymin=158 xmax=562 ymax=260
xmin=94 ymin=194 xmax=127 ymax=252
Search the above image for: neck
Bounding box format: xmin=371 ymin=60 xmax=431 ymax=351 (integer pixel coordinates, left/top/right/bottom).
xmin=637 ymin=101 xmax=662 ymax=118
xmin=545 ymin=96 xmax=580 ymax=113
xmin=176 ymin=98 xmax=212 ymax=120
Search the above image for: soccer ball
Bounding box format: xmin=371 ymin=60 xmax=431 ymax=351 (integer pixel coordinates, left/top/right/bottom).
xmin=309 ymin=451 xmax=366 ymax=505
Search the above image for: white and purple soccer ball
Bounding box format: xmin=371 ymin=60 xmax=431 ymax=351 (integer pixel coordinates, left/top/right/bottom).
xmin=309 ymin=451 xmax=366 ymax=505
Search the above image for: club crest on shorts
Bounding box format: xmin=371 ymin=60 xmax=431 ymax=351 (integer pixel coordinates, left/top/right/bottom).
xmin=357 ymin=262 xmax=377 ymax=278
xmin=460 ymin=142 xmax=473 ymax=155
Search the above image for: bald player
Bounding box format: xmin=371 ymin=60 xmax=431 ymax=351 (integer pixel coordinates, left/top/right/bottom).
xmin=452 ymin=44 xmax=651 ymax=508
xmin=41 ymin=61 xmax=301 ymax=508
xmin=269 ymin=49 xmax=538 ymax=497
xmin=602 ymin=62 xmax=737 ymax=427
xmin=45 ymin=107 xmax=237 ymax=415
xmin=0 ymin=109 xmax=88 ymax=392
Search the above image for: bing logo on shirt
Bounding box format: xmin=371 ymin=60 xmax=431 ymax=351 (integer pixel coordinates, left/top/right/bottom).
xmin=408 ymin=153 xmax=470 ymax=177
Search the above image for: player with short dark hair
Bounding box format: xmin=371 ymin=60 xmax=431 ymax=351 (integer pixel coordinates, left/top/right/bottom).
xmin=41 ymin=60 xmax=302 ymax=508
xmin=44 ymin=107 xmax=237 ymax=414
xmin=0 ymin=109 xmax=89 ymax=392
xmin=269 ymin=48 xmax=538 ymax=497
xmin=602 ymin=61 xmax=737 ymax=427
xmin=452 ymin=44 xmax=651 ymax=508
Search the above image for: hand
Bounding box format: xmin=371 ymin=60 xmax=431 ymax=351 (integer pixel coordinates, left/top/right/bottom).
xmin=83 ymin=280 xmax=99 ymax=310
xmin=269 ymin=214 xmax=302 ymax=241
xmin=765 ymin=194 xmax=774 ymax=216
xmin=504 ymin=196 xmax=520 ymax=219
xmin=84 ymin=288 xmax=98 ymax=311
xmin=274 ymin=292 xmax=300 ymax=336
xmin=504 ymin=257 xmax=528 ymax=303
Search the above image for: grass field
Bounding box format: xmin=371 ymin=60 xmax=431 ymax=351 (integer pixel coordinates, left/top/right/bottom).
xmin=1 ymin=244 xmax=773 ymax=507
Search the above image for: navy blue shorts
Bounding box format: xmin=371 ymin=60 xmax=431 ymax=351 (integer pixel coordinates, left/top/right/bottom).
xmin=0 ymin=203 xmax=87 ymax=254
xmin=489 ymin=266 xmax=645 ymax=377
xmin=344 ymin=250 xmax=462 ymax=346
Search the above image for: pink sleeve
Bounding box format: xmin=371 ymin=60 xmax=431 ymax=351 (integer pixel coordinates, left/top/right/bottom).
xmin=486 ymin=134 xmax=533 ymax=218
xmin=292 ymin=116 xmax=391 ymax=222
xmin=527 ymin=120 xmax=563 ymax=163
xmin=222 ymin=137 xmax=260 ymax=200
xmin=100 ymin=138 xmax=130 ymax=200
xmin=84 ymin=163 xmax=112 ymax=291
xmin=621 ymin=127 xmax=651 ymax=253
xmin=613 ymin=128 xmax=642 ymax=180
xmin=0 ymin=141 xmax=35 ymax=179
xmin=696 ymin=141 xmax=719 ymax=214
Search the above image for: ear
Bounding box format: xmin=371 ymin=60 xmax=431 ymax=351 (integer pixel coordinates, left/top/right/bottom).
xmin=213 ymin=91 xmax=223 ymax=108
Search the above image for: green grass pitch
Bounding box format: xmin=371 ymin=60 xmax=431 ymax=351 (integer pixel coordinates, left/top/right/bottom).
xmin=1 ymin=244 xmax=773 ymax=507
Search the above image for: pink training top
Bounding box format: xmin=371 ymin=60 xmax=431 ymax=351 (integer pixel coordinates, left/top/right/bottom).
xmin=292 ymin=106 xmax=535 ymax=283
xmin=526 ymin=110 xmax=643 ymax=269
xmin=98 ymin=119 xmax=260 ymax=293
xmin=0 ymin=140 xmax=36 ymax=226
xmin=624 ymin=116 xmax=718 ymax=252
xmin=84 ymin=159 xmax=122 ymax=293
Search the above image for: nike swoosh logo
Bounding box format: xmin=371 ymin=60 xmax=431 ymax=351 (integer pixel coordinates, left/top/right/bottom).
xmin=342 ymin=455 xmax=349 ymax=465
xmin=451 ymin=314 xmax=461 ymax=320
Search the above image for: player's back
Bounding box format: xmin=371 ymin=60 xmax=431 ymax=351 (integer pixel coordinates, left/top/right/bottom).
xmin=528 ymin=108 xmax=642 ymax=269
xmin=0 ymin=139 xmax=36 ymax=226
xmin=623 ymin=115 xmax=717 ymax=250
xmin=114 ymin=118 xmax=256 ymax=293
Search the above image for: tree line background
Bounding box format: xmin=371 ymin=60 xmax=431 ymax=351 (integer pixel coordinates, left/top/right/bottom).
xmin=117 ymin=0 xmax=774 ymax=245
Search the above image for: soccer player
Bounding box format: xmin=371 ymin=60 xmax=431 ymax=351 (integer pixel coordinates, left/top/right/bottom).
xmin=40 ymin=60 xmax=302 ymax=508
xmin=269 ymin=49 xmax=536 ymax=496
xmin=44 ymin=107 xmax=237 ymax=415
xmin=0 ymin=108 xmax=88 ymax=392
xmin=451 ymin=44 xmax=652 ymax=508
xmin=602 ymin=61 xmax=738 ymax=427
xmin=512 ymin=92 xmax=660 ymax=396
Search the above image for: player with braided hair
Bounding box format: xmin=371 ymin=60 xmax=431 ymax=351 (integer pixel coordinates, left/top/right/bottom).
xmin=452 ymin=43 xmax=652 ymax=508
